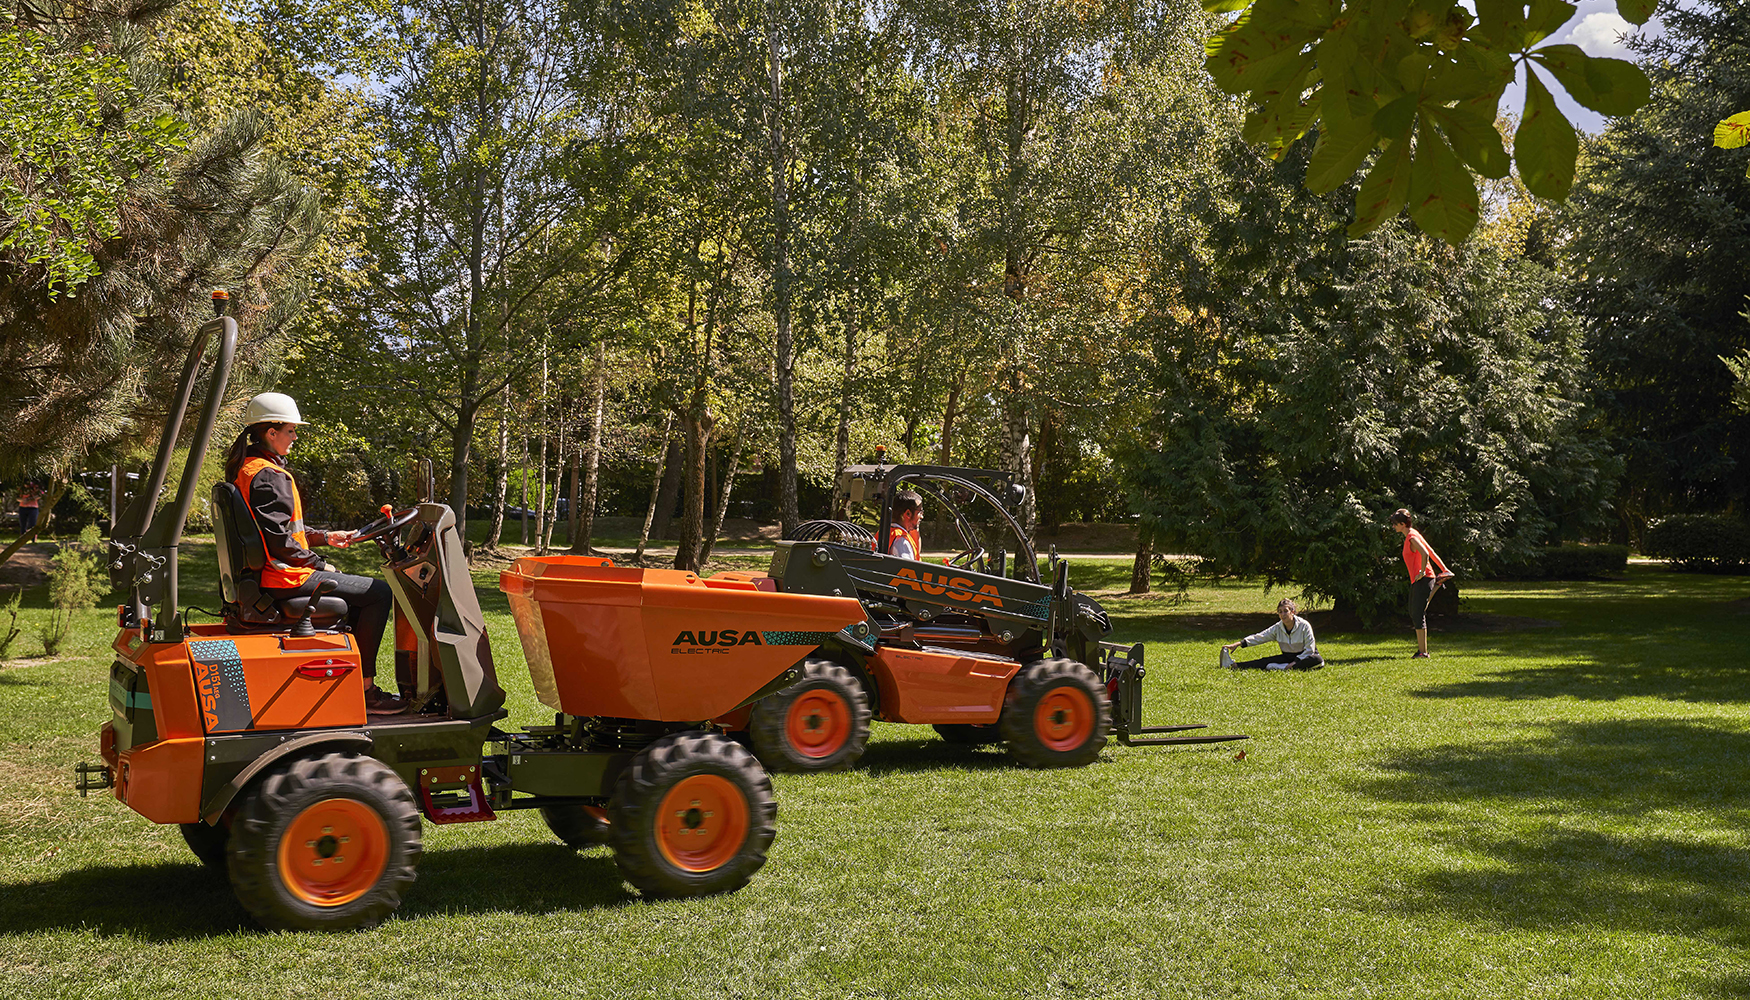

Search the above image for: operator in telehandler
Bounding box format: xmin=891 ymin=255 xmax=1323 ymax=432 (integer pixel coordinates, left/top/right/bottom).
xmin=887 ymin=490 xmax=924 ymax=560
xmin=223 ymin=392 xmax=405 ymax=714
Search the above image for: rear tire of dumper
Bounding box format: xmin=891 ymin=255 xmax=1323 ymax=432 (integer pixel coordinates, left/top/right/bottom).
xmin=748 ymin=658 xmax=871 ymax=772
xmin=608 ymin=732 xmax=776 ymax=899
xmin=541 ymin=804 xmax=611 ymax=848
xmin=1000 ymin=658 xmax=1111 ymax=769
xmin=180 ymin=820 xmax=230 ymax=867
xmin=227 ymin=752 xmax=422 ymax=931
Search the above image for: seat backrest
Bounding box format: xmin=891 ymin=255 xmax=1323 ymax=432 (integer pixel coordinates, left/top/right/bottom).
xmin=211 ymin=482 xmax=267 ymax=605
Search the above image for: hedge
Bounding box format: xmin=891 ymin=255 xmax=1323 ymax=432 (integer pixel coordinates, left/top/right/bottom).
xmin=1642 ymin=515 xmax=1750 ymax=570
xmin=1494 ymin=544 xmax=1630 ymax=579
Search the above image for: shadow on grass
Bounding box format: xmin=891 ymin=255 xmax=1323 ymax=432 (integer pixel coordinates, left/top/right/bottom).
xmin=855 ymin=738 xmax=1018 ymax=776
xmin=1356 ymin=719 xmax=1750 ymax=951
xmin=0 ymin=842 xmax=629 ymax=940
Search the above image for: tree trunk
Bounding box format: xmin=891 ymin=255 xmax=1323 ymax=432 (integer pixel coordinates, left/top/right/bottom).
xmin=520 ymin=425 xmax=530 ymax=545
xmin=635 ymin=415 xmax=676 ymax=563
xmin=674 ymin=392 xmax=715 ymax=572
xmin=486 ymin=384 xmax=510 ymax=549
xmin=651 ymin=436 xmax=683 ymax=541
xmin=833 ymin=312 xmax=855 ymax=518
xmin=938 ymin=371 xmax=963 ymax=466
xmin=1128 ymin=527 xmax=1153 ymax=595
xmin=767 ymin=23 xmax=800 ymax=538
xmin=569 ymin=340 xmax=607 ymax=555
xmin=700 ymin=421 xmax=743 ymax=565
xmin=540 ymin=411 xmax=567 ymax=554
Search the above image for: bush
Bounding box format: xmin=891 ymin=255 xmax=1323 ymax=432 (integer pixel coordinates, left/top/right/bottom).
xmin=40 ymin=525 xmax=110 ymax=655
xmin=1642 ymin=515 xmax=1750 ymax=571
xmin=1494 ymin=544 xmax=1630 ymax=579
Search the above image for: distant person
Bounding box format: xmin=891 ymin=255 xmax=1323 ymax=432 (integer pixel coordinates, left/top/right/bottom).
xmin=1391 ymin=508 xmax=1454 ymax=659
xmin=887 ymin=490 xmax=923 ymax=560
xmin=224 ymin=392 xmax=404 ymax=713
xmin=1221 ymin=598 xmax=1323 ymax=670
xmin=15 ymin=481 xmax=42 ymax=538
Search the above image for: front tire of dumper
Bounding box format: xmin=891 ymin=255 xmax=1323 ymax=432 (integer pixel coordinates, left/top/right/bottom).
xmin=180 ymin=820 xmax=229 ymax=867
xmin=748 ymin=658 xmax=871 ymax=772
xmin=607 ymin=732 xmax=776 ymax=899
xmin=227 ymin=752 xmax=422 ymax=931
xmin=541 ymin=803 xmax=611 ymax=848
xmin=1000 ymin=658 xmax=1111 ymax=769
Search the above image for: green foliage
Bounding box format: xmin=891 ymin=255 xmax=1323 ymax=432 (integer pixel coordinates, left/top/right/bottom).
xmin=0 ymin=3 xmax=188 ymax=295
xmin=1565 ymin=0 xmax=1750 ymax=525
xmin=0 ymin=590 xmax=21 ymax=659
xmin=1641 ymin=514 xmax=1750 ymax=571
xmin=1492 ymin=543 xmax=1629 ymax=579
xmin=41 ymin=526 xmax=110 ymax=654
xmin=1203 ymin=0 xmax=1653 ymax=243
xmin=1723 ymin=349 xmax=1750 ymax=414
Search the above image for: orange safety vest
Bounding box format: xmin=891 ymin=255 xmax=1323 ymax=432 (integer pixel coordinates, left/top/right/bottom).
xmin=235 ymin=457 xmax=315 ymax=589
xmin=888 ymin=524 xmax=922 ymax=560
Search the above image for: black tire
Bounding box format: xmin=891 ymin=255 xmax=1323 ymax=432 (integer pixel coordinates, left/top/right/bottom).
xmin=607 ymin=732 xmax=776 ymax=898
xmin=933 ymin=723 xmax=1001 ymax=746
xmin=999 ymin=658 xmax=1111 ymax=768
xmin=748 ymin=659 xmax=872 ymax=772
xmin=227 ymin=752 xmax=423 ymax=931
xmin=179 ymin=820 xmax=229 ymax=867
xmin=541 ymin=804 xmax=611 ymax=848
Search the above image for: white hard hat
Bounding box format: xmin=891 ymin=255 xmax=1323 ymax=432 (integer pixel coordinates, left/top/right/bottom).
xmin=243 ymin=392 xmax=307 ymax=426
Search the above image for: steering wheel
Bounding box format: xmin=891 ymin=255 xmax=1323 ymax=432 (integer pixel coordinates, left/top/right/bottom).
xmin=352 ymin=506 xmax=420 ymax=551
xmin=947 ymin=547 xmax=988 ymax=573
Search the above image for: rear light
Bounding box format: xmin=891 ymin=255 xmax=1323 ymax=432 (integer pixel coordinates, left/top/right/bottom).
xmin=296 ymin=658 xmax=355 ymax=679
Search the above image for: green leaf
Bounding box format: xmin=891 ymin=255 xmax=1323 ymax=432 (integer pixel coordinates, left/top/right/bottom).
xmin=1201 ymin=0 xmax=1253 ymax=12
xmin=1348 ymin=136 xmax=1413 ymax=236
xmin=1515 ymin=70 xmax=1578 ymax=200
xmin=1616 ymin=0 xmax=1656 ymax=26
xmin=1407 ymin=122 xmax=1479 ymax=244
xmin=1373 ymin=93 xmax=1419 ymax=138
xmin=1717 ymin=111 xmax=1750 ymax=149
xmin=1427 ymin=101 xmax=1510 ymax=177
xmin=1204 ymin=9 xmax=1319 ymax=93
xmin=1524 ymin=0 xmax=1577 ymax=45
xmin=1307 ymin=113 xmax=1379 ymax=193
xmin=1530 ymin=45 xmax=1650 ymax=117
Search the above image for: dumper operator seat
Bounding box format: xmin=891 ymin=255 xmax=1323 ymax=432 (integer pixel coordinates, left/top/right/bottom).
xmin=211 ymin=482 xmax=348 ymax=634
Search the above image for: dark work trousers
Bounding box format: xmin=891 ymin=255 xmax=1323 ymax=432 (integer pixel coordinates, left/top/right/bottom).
xmin=1233 ymin=651 xmax=1325 ymax=670
xmin=1408 ymin=575 xmax=1436 ymax=630
xmin=17 ymin=506 xmax=37 ymax=535
xmin=267 ymin=570 xmax=394 ymax=680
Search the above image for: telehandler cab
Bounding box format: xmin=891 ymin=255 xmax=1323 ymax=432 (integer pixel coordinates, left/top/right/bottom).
xmin=709 ymin=458 xmax=1247 ymax=773
xmin=77 ymin=294 xmax=869 ymax=930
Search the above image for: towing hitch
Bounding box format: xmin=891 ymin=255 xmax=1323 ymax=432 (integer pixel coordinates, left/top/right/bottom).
xmin=74 ymin=761 xmax=113 ymax=796
xmin=1098 ymin=642 xmax=1249 ymax=748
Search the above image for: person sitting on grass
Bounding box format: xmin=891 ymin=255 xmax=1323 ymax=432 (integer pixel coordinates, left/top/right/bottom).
xmin=1221 ymin=598 xmax=1324 ymax=670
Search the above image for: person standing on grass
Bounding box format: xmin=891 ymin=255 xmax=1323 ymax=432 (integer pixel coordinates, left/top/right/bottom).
xmin=1221 ymin=598 xmax=1324 ymax=670
xmin=15 ymin=481 xmax=42 ymax=538
xmin=1391 ymin=508 xmax=1454 ymax=659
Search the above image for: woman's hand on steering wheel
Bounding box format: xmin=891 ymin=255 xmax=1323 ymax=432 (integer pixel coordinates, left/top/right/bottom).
xmin=352 ymin=506 xmax=421 ymax=549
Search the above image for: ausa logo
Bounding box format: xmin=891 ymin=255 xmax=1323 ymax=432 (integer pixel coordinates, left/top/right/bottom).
xmin=671 ymin=628 xmax=765 ymax=655
xmin=888 ymin=567 xmax=1004 ymax=607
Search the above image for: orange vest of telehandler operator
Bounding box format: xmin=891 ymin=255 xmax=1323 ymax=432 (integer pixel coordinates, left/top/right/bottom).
xmin=888 ymin=524 xmax=922 ymax=560
xmin=234 ymin=457 xmax=316 ymax=589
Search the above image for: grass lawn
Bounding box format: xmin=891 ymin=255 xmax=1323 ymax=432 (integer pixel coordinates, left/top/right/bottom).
xmin=1 ymin=541 xmax=1746 ymax=999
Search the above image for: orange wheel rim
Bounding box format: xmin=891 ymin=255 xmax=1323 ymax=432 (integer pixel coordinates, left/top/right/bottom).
xmin=784 ymin=689 xmax=851 ymax=758
xmin=1034 ymin=685 xmax=1095 ymax=752
xmin=277 ymin=798 xmax=389 ymax=907
xmin=656 ymin=774 xmax=750 ymax=873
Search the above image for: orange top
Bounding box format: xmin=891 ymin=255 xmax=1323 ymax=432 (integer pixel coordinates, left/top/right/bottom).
xmin=235 ymin=457 xmax=315 ymax=589
xmin=888 ymin=524 xmax=921 ymax=560
xmin=1402 ymin=528 xmax=1446 ymax=581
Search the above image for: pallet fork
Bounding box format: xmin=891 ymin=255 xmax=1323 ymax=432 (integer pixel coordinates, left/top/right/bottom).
xmin=1098 ymin=642 xmax=1249 ymax=747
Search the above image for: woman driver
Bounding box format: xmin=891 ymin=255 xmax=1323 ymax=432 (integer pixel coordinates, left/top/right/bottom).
xmin=224 ymin=392 xmax=405 ymax=714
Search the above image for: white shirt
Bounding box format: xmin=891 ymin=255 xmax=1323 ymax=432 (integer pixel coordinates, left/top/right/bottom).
xmin=1240 ymin=616 xmax=1318 ymax=659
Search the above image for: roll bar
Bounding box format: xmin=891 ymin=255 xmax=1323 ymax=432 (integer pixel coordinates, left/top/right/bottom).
xmin=109 ymin=297 xmax=238 ymax=643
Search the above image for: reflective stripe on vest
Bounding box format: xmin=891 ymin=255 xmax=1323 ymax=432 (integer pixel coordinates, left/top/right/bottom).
xmin=888 ymin=525 xmax=921 ymax=559
xmin=235 ymin=457 xmax=314 ymax=589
